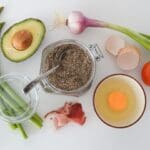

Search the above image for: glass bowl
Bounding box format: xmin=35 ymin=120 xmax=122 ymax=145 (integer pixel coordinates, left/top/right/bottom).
xmin=93 ymin=74 xmax=146 ymax=128
xmin=0 ymin=73 xmax=39 ymax=123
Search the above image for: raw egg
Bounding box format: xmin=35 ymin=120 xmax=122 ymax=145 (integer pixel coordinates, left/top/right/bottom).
xmin=108 ymin=91 xmax=127 ymax=112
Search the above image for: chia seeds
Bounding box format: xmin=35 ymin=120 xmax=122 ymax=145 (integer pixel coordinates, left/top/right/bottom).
xmin=43 ymin=44 xmax=92 ymax=91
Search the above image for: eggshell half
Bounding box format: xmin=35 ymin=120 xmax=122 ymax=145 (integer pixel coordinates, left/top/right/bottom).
xmin=117 ymin=46 xmax=140 ymax=70
xmin=105 ymin=35 xmax=126 ymax=56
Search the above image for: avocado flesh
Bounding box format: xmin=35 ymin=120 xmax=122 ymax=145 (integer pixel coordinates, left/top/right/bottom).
xmin=1 ymin=18 xmax=46 ymax=62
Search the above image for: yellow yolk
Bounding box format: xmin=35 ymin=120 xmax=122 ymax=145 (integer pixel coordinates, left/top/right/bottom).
xmin=108 ymin=91 xmax=127 ymax=111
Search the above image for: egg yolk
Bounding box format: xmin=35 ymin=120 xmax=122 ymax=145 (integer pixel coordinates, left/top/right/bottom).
xmin=108 ymin=91 xmax=127 ymax=111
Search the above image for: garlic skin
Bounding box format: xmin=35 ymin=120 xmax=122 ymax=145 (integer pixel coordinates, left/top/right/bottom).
xmin=67 ymin=11 xmax=86 ymax=34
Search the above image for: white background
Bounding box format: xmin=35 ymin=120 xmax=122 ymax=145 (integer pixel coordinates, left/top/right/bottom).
xmin=0 ymin=0 xmax=150 ymax=150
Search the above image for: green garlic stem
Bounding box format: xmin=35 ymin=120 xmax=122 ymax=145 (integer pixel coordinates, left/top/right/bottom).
xmin=106 ymin=23 xmax=150 ymax=50
xmin=140 ymin=33 xmax=150 ymax=39
xmin=86 ymin=17 xmax=150 ymax=50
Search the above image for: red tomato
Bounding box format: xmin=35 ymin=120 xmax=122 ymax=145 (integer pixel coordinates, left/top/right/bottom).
xmin=142 ymin=62 xmax=150 ymax=86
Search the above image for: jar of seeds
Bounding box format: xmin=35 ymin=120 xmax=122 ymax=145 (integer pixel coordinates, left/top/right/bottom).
xmin=40 ymin=39 xmax=103 ymax=96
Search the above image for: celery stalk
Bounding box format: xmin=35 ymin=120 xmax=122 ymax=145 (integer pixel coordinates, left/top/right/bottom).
xmin=0 ymin=98 xmax=28 ymax=138
xmin=30 ymin=116 xmax=42 ymax=128
xmin=0 ymin=98 xmax=17 ymax=129
xmin=0 ymin=87 xmax=22 ymax=113
xmin=17 ymin=124 xmax=28 ymax=139
xmin=0 ymin=82 xmax=27 ymax=108
xmin=0 ymin=82 xmax=43 ymax=127
xmin=34 ymin=113 xmax=43 ymax=123
xmin=9 ymin=123 xmax=17 ymax=130
xmin=0 ymin=6 xmax=4 ymax=14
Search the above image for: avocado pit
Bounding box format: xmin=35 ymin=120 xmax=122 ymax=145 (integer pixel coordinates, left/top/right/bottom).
xmin=11 ymin=30 xmax=33 ymax=51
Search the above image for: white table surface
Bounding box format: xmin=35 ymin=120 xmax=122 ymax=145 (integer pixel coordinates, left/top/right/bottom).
xmin=0 ymin=0 xmax=150 ymax=149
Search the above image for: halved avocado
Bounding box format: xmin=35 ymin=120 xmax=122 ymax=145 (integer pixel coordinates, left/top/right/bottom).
xmin=1 ymin=18 xmax=46 ymax=62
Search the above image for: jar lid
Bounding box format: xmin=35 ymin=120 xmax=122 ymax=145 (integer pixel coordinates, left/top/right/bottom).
xmin=0 ymin=73 xmax=39 ymax=123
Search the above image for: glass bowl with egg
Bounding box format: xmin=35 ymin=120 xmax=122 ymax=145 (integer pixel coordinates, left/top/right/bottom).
xmin=93 ymin=74 xmax=146 ymax=128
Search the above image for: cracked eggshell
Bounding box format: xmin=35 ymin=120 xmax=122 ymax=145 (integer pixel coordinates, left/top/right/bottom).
xmin=105 ymin=35 xmax=126 ymax=56
xmin=117 ymin=46 xmax=140 ymax=70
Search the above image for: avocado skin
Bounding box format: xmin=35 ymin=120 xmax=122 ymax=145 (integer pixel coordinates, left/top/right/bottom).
xmin=0 ymin=6 xmax=5 ymax=32
xmin=0 ymin=22 xmax=5 ymax=31
xmin=1 ymin=18 xmax=46 ymax=62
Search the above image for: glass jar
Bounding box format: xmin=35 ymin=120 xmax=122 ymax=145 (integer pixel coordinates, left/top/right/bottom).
xmin=0 ymin=73 xmax=39 ymax=123
xmin=40 ymin=39 xmax=103 ymax=96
